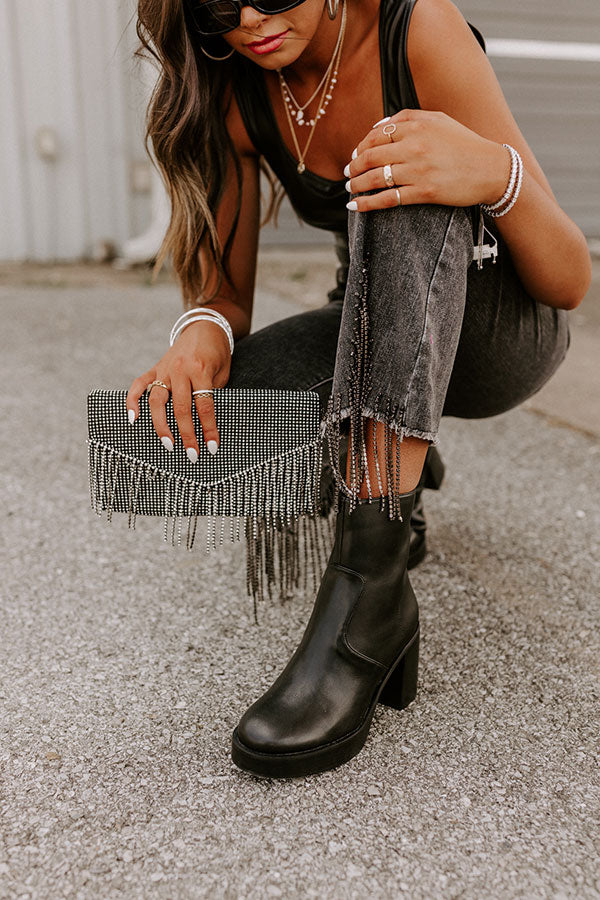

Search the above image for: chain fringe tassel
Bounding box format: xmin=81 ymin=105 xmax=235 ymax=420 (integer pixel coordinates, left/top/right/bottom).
xmin=319 ymin=252 xmax=437 ymax=524
xmin=87 ymin=437 xmax=336 ymax=619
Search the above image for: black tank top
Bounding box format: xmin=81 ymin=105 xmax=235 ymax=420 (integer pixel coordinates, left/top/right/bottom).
xmin=232 ymin=0 xmax=485 ymax=285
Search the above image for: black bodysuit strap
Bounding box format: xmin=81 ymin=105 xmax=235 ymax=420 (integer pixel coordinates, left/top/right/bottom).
xmin=231 ymin=0 xmax=487 ymax=240
xmin=232 ymin=51 xmax=349 ymax=232
xmin=381 ymin=0 xmax=486 ymax=115
xmin=380 ymin=0 xmax=420 ymax=115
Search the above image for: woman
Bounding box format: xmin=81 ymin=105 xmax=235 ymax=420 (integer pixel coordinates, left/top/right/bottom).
xmin=126 ymin=0 xmax=591 ymax=778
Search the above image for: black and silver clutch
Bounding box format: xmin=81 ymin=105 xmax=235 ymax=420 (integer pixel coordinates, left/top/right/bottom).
xmin=87 ymin=388 xmax=335 ymax=608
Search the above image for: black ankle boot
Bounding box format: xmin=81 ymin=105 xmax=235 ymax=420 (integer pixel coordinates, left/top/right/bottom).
xmin=232 ymin=490 xmax=420 ymax=779
xmin=319 ymin=439 xmax=445 ymax=569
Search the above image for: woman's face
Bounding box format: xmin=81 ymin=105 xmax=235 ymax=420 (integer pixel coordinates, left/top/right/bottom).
xmin=220 ymin=1 xmax=328 ymax=70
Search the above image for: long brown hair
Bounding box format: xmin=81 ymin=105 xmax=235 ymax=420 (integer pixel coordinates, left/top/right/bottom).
xmin=136 ymin=0 xmax=284 ymax=307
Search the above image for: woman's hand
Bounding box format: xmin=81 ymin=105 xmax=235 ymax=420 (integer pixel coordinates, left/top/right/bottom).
xmin=126 ymin=319 xmax=232 ymax=462
xmin=344 ymin=108 xmax=508 ymax=211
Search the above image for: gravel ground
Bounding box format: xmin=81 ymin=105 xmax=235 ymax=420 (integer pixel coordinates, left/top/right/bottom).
xmin=1 ymin=257 xmax=599 ymax=899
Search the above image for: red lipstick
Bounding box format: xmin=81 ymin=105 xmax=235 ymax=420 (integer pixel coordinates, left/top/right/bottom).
xmin=246 ymin=30 xmax=289 ymax=54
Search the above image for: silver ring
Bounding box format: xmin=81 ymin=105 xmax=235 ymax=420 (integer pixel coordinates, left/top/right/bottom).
xmin=382 ymin=122 xmax=397 ymax=142
xmin=395 ymin=187 xmax=402 ymax=206
xmin=147 ymin=380 xmax=170 ymax=395
xmin=192 ymin=389 xmax=214 ymax=397
xmin=383 ymin=164 xmax=394 ymax=188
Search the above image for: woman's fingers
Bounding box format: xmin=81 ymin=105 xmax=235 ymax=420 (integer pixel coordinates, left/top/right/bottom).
xmin=347 ymin=111 xmax=411 ymax=165
xmin=350 ymin=108 xmax=438 ymax=161
xmin=171 ymin=374 xmax=220 ymax=462
xmin=346 ymin=142 xmax=413 ymax=179
xmin=170 ymin=372 xmax=200 ymax=461
xmin=346 ymin=184 xmax=422 ymax=212
xmin=128 ymin=369 xmax=222 ymax=461
xmin=126 ymin=316 xmax=230 ymax=459
xmin=192 ymin=387 xmax=220 ymax=456
xmin=147 ymin=382 xmax=175 ymax=451
xmin=346 ymin=161 xmax=410 ymax=197
xmin=126 ymin=369 xmax=156 ymax=423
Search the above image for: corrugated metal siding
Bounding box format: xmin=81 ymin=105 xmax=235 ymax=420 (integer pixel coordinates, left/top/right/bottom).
xmin=482 ymin=57 xmax=600 ymax=236
xmin=0 ymin=0 xmax=141 ymax=261
xmin=1 ymin=1 xmax=598 ymax=260
xmin=456 ymin=0 xmax=600 ymax=42
xmin=264 ymin=2 xmax=600 ymax=244
xmin=456 ymin=1 xmax=600 ymax=237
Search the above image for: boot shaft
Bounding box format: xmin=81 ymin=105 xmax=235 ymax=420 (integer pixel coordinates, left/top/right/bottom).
xmin=328 ymin=490 xmax=419 ymax=668
xmin=330 ymin=491 xmax=417 ymax=580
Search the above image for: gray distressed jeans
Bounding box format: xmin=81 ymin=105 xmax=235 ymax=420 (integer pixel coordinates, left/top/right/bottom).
xmin=228 ymin=203 xmax=570 ymax=522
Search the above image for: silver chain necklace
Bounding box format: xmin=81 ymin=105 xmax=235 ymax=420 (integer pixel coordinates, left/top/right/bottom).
xmin=277 ymin=0 xmax=346 ymax=128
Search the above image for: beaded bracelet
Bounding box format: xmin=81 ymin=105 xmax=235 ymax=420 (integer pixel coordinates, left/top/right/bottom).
xmin=481 ymin=144 xmax=523 ymax=219
xmin=169 ymin=306 xmax=234 ymax=354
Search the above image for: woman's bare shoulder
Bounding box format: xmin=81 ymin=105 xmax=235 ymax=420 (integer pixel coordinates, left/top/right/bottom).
xmin=406 ymin=0 xmax=557 ymax=200
xmin=406 ymin=0 xmax=487 ymax=111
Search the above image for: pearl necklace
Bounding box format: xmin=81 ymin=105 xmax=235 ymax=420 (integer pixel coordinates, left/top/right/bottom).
xmin=277 ymin=0 xmax=347 ymax=173
xmin=278 ymin=6 xmax=344 ymax=125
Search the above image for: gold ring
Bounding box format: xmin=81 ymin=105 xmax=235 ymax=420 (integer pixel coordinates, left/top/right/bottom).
xmin=147 ymin=379 xmax=170 ymax=395
xmin=395 ymin=187 xmax=402 ymax=206
xmin=383 ymin=164 xmax=394 ymax=188
xmin=382 ymin=122 xmax=397 ymax=143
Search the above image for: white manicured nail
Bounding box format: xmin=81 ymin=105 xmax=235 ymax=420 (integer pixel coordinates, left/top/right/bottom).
xmin=373 ymin=116 xmax=391 ymax=127
xmin=128 ymin=408 xmax=135 ymax=424
xmin=186 ymin=447 xmax=198 ymax=463
xmin=345 ymin=180 xmax=352 ymax=192
xmin=346 ymin=200 xmax=358 ymax=211
xmin=351 ymin=147 xmax=358 ymax=159
xmin=207 ymin=440 xmax=218 ymax=455
xmin=343 ymin=163 xmax=351 ymax=177
xmin=161 ymin=436 xmax=174 ymax=452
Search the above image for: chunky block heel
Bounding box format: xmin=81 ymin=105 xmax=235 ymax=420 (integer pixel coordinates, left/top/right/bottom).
xmin=378 ymin=626 xmax=420 ymax=710
xmin=232 ymin=491 xmax=420 ymax=779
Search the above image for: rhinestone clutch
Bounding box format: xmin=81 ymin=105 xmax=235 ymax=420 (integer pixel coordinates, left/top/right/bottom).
xmin=87 ymin=388 xmax=334 ymax=608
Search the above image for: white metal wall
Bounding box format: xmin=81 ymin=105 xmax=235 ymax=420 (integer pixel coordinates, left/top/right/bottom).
xmin=456 ymin=0 xmax=600 ymax=239
xmin=0 ymin=0 xmax=143 ymax=261
xmin=1 ymin=1 xmax=599 ymax=261
xmin=262 ymin=0 xmax=600 ymax=244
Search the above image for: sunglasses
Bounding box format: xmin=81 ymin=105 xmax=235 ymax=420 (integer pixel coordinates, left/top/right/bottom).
xmin=186 ymin=0 xmax=307 ymax=36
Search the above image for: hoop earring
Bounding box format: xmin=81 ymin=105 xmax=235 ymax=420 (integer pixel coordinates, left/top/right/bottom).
xmin=327 ymin=0 xmax=340 ymax=19
xmin=200 ymin=44 xmax=235 ymax=61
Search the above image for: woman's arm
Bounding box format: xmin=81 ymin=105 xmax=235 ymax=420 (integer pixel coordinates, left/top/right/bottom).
xmin=347 ymin=0 xmax=592 ymax=310
xmin=126 ymin=92 xmax=260 ymax=454
xmin=409 ymin=0 xmax=592 ymax=309
xmin=198 ymin=91 xmax=261 ymax=337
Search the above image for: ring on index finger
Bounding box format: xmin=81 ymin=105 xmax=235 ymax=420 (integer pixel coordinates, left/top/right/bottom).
xmin=382 ymin=122 xmax=397 ymax=142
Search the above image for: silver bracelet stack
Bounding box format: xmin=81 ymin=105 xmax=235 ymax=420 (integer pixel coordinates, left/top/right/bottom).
xmin=480 ymin=143 xmax=523 ymax=219
xmin=169 ymin=306 xmax=234 ymax=354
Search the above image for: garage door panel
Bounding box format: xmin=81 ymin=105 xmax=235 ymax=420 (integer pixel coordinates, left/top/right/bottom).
xmin=454 ymin=2 xmax=600 ymax=236
xmin=458 ymin=0 xmax=600 ymax=42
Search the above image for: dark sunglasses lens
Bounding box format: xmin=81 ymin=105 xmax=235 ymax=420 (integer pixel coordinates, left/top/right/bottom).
xmin=189 ymin=1 xmax=240 ymax=35
xmin=253 ymin=0 xmax=305 ymax=11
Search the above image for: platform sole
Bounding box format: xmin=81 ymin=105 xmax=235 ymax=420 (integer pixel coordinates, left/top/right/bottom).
xmin=231 ymin=626 xmax=420 ymax=779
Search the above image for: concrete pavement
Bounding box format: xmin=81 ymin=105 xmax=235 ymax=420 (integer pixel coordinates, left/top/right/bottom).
xmin=0 ymin=251 xmax=598 ymax=899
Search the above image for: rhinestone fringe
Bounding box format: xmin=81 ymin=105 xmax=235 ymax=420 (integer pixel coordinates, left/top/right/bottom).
xmin=319 ymin=254 xmax=437 ymax=523
xmin=87 ymin=437 xmax=336 ymax=618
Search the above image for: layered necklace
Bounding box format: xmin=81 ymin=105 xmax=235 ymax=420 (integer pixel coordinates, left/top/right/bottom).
xmin=276 ymin=0 xmax=347 ymax=174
